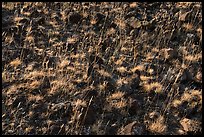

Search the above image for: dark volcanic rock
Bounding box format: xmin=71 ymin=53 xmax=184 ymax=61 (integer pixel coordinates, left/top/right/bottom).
xmin=69 ymin=12 xmax=82 ymax=24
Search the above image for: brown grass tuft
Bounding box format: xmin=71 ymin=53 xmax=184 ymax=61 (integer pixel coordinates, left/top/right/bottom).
xmin=148 ymin=115 xmax=167 ymax=134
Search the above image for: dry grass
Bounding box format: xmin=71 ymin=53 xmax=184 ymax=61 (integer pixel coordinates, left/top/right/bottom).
xmin=148 ymin=115 xmax=167 ymax=135
xmin=143 ymin=82 xmax=163 ymax=93
xmin=2 ymin=2 xmax=202 ymax=135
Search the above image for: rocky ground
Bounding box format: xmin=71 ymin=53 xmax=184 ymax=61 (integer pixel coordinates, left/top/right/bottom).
xmin=2 ymin=2 xmax=202 ymax=135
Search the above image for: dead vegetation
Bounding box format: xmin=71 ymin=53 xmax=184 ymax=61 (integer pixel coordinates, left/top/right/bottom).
xmin=2 ymin=2 xmax=202 ymax=135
